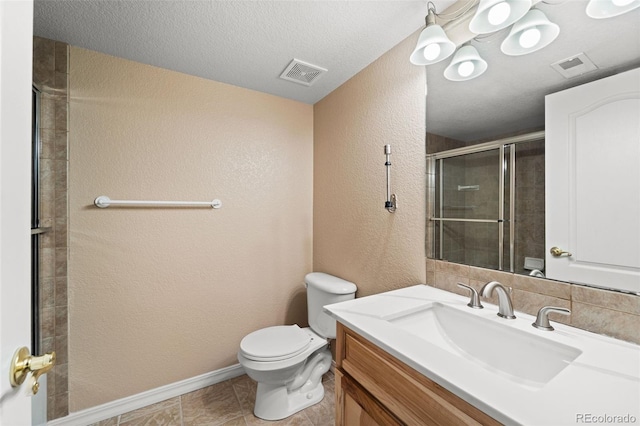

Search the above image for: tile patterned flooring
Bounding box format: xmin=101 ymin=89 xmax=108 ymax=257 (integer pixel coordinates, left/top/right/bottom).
xmin=90 ymin=372 xmax=335 ymax=426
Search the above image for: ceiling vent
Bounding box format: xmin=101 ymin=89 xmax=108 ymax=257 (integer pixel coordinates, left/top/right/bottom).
xmin=551 ymin=53 xmax=598 ymax=79
xmin=279 ymin=59 xmax=327 ymax=87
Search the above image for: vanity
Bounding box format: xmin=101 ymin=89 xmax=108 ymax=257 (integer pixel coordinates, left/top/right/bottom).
xmin=325 ymin=285 xmax=640 ymax=425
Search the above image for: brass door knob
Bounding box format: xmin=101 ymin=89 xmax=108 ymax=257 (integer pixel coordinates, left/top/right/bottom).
xmin=550 ymin=246 xmax=572 ymax=257
xmin=9 ymin=346 xmax=56 ymax=395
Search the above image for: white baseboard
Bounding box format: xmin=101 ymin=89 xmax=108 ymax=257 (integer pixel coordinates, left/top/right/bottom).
xmin=48 ymin=364 xmax=245 ymax=426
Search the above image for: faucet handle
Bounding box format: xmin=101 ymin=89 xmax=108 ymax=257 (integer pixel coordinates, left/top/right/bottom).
xmin=532 ymin=306 xmax=571 ymax=331
xmin=457 ymin=283 xmax=483 ymax=309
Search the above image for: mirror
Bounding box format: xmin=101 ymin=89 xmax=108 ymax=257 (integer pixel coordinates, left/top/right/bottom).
xmin=425 ymin=0 xmax=640 ymax=288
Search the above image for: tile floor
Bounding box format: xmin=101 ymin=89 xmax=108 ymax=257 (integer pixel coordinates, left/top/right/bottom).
xmin=89 ymin=371 xmax=335 ymax=426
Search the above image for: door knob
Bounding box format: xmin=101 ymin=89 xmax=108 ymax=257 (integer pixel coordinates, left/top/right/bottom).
xmin=550 ymin=246 xmax=572 ymax=257
xmin=9 ymin=346 xmax=56 ymax=395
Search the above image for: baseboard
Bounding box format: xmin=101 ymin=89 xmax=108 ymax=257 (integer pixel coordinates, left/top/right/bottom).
xmin=48 ymin=364 xmax=245 ymax=426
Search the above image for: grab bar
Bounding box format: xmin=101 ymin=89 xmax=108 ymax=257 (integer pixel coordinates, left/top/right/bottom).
xmin=94 ymin=196 xmax=222 ymax=209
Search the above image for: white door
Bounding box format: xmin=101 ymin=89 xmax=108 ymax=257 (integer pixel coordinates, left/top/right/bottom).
xmin=0 ymin=1 xmax=36 ymax=424
xmin=545 ymin=68 xmax=640 ymax=293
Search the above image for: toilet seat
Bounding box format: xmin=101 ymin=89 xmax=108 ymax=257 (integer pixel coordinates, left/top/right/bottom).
xmin=240 ymin=325 xmax=311 ymax=362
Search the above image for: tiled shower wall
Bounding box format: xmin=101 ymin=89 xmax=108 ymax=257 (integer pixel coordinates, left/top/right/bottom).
xmin=33 ymin=36 xmax=69 ymax=420
xmin=513 ymin=140 xmax=545 ymax=275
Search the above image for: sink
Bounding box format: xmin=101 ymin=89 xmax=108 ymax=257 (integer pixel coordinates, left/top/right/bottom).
xmin=384 ymin=302 xmax=582 ymax=387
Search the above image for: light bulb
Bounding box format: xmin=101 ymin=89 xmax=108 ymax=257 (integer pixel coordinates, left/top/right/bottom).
xmin=612 ymin=0 xmax=634 ymax=6
xmin=519 ymin=27 xmax=541 ymax=49
xmin=488 ymin=2 xmax=511 ymax=25
xmin=458 ymin=61 xmax=475 ymax=77
xmin=423 ymin=43 xmax=441 ymax=61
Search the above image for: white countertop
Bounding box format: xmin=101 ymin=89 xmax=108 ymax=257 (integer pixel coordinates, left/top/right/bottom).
xmin=324 ymin=285 xmax=640 ymax=426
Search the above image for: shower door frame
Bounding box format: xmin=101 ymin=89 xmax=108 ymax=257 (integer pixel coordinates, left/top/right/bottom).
xmin=427 ymin=130 xmax=545 ymax=272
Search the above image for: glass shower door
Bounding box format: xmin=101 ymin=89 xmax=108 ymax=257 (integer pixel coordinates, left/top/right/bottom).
xmin=432 ymin=147 xmax=511 ymax=271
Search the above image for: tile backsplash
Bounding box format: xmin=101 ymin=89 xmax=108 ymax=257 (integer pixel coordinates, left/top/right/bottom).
xmin=426 ymin=259 xmax=640 ymax=344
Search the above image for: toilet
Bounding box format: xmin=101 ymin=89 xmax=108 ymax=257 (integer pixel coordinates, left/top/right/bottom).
xmin=237 ymin=272 xmax=357 ymax=420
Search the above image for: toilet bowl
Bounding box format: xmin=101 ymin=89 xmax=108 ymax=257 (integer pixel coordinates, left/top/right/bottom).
xmin=237 ymin=273 xmax=357 ymax=420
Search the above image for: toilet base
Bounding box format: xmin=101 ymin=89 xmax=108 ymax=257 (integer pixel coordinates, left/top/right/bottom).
xmin=254 ymin=379 xmax=325 ymax=421
xmin=252 ymin=348 xmax=332 ymax=421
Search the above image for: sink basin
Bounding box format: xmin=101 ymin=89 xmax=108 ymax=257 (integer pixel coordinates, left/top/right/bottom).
xmin=384 ymin=302 xmax=582 ymax=387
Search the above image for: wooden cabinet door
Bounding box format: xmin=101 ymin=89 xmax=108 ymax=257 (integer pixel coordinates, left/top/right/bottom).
xmin=336 ymin=368 xmax=402 ymax=426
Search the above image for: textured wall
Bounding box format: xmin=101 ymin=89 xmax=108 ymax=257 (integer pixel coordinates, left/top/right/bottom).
xmin=68 ymin=47 xmax=313 ymax=410
xmin=313 ymin=32 xmax=426 ymax=296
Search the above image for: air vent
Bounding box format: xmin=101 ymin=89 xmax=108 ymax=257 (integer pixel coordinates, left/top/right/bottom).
xmin=551 ymin=53 xmax=598 ymax=79
xmin=279 ymin=59 xmax=327 ymax=87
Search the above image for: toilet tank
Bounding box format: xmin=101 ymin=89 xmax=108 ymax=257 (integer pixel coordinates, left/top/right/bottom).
xmin=305 ymin=272 xmax=357 ymax=339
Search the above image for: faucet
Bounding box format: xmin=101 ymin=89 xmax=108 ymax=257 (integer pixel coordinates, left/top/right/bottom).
xmin=532 ymin=306 xmax=571 ymax=331
xmin=457 ymin=283 xmax=483 ymax=309
xmin=480 ymin=281 xmax=516 ymax=319
xmin=529 ymin=269 xmax=545 ymax=278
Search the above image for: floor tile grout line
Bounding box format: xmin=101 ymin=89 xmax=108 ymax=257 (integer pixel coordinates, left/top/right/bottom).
xmin=178 ymin=395 xmax=184 ymax=426
xmin=228 ymin=376 xmax=249 ymax=426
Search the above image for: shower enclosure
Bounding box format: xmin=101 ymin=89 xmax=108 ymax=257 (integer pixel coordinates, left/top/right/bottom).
xmin=427 ymin=132 xmax=545 ymax=275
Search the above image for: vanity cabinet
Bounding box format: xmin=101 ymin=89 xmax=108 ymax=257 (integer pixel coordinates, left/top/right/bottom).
xmin=334 ymin=323 xmax=500 ymax=425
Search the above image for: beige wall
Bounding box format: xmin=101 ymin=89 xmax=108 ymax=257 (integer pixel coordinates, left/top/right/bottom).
xmin=68 ymin=47 xmax=313 ymax=410
xmin=313 ymin=33 xmax=426 ymax=296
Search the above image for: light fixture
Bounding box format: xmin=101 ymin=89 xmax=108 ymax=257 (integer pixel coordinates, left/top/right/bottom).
xmin=500 ymin=9 xmax=559 ymax=56
xmin=444 ymin=45 xmax=488 ymax=81
xmin=410 ymin=4 xmax=456 ymax=65
xmin=469 ymin=0 xmax=532 ymax=34
xmin=586 ymin=0 xmax=640 ymax=18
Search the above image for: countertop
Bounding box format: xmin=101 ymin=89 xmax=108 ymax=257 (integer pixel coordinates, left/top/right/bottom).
xmin=324 ymin=284 xmax=640 ymax=426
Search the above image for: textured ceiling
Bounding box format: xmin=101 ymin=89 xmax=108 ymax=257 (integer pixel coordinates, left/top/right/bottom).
xmin=426 ymin=0 xmax=640 ymax=142
xmin=33 ymin=1 xmax=640 ymax=139
xmin=33 ymin=0 xmax=456 ymax=104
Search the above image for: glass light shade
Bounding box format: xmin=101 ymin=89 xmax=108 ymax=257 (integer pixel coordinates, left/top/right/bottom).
xmin=443 ymin=45 xmax=488 ymax=81
xmin=410 ymin=23 xmax=456 ymax=65
xmin=488 ymin=2 xmax=511 ymax=25
xmin=500 ymin=9 xmax=559 ymax=56
xmin=519 ymin=27 xmax=541 ymax=48
xmin=469 ymin=0 xmax=532 ymax=34
xmin=586 ymin=0 xmax=640 ymax=18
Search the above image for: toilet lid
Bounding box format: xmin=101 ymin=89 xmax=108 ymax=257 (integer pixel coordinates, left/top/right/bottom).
xmin=240 ymin=325 xmax=311 ymax=361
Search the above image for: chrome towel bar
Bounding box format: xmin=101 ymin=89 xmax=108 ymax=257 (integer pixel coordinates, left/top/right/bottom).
xmin=94 ymin=196 xmax=222 ymax=209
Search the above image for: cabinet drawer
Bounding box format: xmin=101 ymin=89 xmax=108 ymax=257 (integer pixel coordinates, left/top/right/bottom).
xmin=338 ymin=323 xmax=500 ymax=426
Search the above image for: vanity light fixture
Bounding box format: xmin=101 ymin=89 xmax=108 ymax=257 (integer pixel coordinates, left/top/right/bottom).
xmin=410 ymin=3 xmax=456 ymax=66
xmin=444 ymin=44 xmax=488 ymax=81
xmin=500 ymin=9 xmax=559 ymax=56
xmin=469 ymin=0 xmax=532 ymax=34
xmin=586 ymin=0 xmax=640 ymax=18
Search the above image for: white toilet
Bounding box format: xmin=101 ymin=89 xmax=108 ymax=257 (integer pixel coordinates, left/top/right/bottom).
xmin=237 ymin=272 xmax=357 ymax=420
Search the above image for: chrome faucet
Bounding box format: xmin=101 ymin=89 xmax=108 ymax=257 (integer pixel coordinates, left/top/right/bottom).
xmin=480 ymin=281 xmax=516 ymax=319
xmin=529 ymin=269 xmax=545 ymax=278
xmin=532 ymin=306 xmax=571 ymax=331
xmin=457 ymin=283 xmax=483 ymax=309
